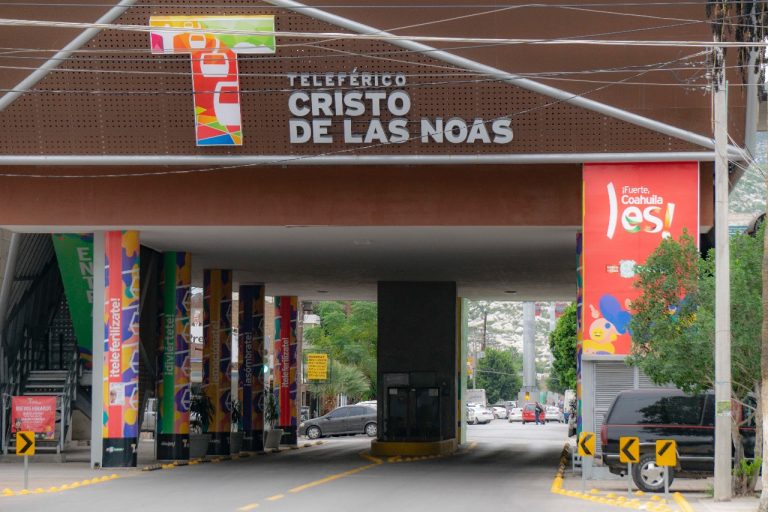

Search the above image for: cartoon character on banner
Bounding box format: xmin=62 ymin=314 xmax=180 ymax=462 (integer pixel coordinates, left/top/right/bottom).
xmin=582 ymin=295 xmax=632 ymax=355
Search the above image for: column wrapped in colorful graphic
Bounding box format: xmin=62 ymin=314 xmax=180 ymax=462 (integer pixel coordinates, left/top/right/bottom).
xmin=203 ymin=269 xmax=232 ymax=455
xmin=274 ymin=296 xmax=298 ymax=445
xmin=575 ymin=233 xmax=583 ymax=434
xmin=102 ymin=231 xmax=140 ymax=467
xmin=52 ymin=233 xmax=94 ymax=369
xmin=239 ymin=285 xmax=265 ymax=451
xmin=158 ymin=252 xmax=192 ymax=460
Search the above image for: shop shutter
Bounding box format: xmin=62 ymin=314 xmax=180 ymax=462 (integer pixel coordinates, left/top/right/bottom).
xmin=593 ymin=362 xmax=635 ymax=455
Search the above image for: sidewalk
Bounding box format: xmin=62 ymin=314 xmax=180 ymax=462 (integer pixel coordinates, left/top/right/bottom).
xmin=0 ymin=438 xmax=157 ymax=492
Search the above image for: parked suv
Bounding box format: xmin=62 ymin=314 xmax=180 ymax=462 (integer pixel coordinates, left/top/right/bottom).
xmin=601 ymin=389 xmax=755 ymax=493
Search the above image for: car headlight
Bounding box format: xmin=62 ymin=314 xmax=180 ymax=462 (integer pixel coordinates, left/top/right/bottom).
xmin=300 ymin=422 xmax=305 ymax=428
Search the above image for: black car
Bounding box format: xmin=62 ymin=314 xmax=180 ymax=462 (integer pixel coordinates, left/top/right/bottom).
xmin=601 ymin=389 xmax=755 ymax=492
xmin=299 ymin=405 xmax=377 ymax=439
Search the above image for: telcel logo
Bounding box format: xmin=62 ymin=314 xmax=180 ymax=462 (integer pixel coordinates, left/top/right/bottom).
xmin=149 ymin=16 xmax=276 ymax=146
xmin=606 ymin=182 xmax=675 ymax=239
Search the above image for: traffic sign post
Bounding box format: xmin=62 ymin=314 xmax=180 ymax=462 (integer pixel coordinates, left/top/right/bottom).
xmin=578 ymin=432 xmax=596 ymax=492
xmin=656 ymin=440 xmax=677 ymax=499
xmin=16 ymin=431 xmax=35 ymax=490
xmin=619 ymin=437 xmax=640 ymax=497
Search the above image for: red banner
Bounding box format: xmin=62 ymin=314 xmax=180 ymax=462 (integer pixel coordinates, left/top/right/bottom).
xmin=582 ymin=162 xmax=699 ymax=356
xmin=11 ymin=396 xmax=57 ymax=440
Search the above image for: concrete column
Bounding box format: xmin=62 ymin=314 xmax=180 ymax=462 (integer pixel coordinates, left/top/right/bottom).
xmin=274 ymin=296 xmax=299 ymax=446
xmin=203 ymin=269 xmax=232 ymax=455
xmin=373 ymin=282 xmax=457 ymax=456
xmin=90 ymin=232 xmax=105 ymax=468
xmin=458 ymin=297 xmax=468 ymax=445
xmin=157 ymin=252 xmax=191 ymax=460
xmin=101 ymin=231 xmax=141 ymax=468
xmin=522 ymin=302 xmax=536 ymax=390
xmin=239 ymin=285 xmax=265 ymax=451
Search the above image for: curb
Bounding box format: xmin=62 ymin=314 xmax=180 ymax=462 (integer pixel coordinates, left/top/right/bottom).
xmin=549 ymin=442 xmax=694 ymax=512
xmin=1 ymin=473 xmax=120 ymax=497
xmin=139 ymin=440 xmax=325 ymax=471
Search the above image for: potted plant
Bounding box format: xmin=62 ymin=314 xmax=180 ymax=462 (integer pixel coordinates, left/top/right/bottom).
xmin=264 ymin=384 xmax=283 ymax=450
xmin=189 ymin=389 xmax=214 ymax=459
xmin=230 ymin=399 xmax=243 ymax=453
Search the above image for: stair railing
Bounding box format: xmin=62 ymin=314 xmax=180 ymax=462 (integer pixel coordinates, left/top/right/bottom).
xmin=58 ymin=350 xmax=79 ymax=453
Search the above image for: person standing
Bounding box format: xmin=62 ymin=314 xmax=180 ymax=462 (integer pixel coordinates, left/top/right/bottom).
xmin=534 ymin=402 xmax=544 ymax=425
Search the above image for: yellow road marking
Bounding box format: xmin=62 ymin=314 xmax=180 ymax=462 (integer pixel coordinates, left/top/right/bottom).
xmin=267 ymin=494 xmax=285 ymax=501
xmin=289 ymin=451 xmax=383 ymax=494
xmin=237 ymin=504 xmax=259 ymax=511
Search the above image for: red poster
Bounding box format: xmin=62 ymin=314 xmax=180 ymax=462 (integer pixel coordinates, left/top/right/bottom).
xmin=582 ymin=162 xmax=699 ymax=356
xmin=11 ymin=396 xmax=57 ymax=440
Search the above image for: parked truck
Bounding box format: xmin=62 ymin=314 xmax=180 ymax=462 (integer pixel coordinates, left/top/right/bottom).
xmin=465 ymin=388 xmax=487 ymax=407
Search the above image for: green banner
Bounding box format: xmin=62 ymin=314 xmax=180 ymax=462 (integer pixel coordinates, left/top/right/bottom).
xmin=52 ymin=234 xmax=94 ymax=369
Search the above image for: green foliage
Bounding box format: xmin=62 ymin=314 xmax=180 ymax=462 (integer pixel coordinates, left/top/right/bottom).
xmin=307 ymin=359 xmax=370 ymax=404
xmin=264 ymin=383 xmax=279 ymax=428
xmin=629 ymin=229 xmax=763 ymax=402
xmin=548 ymin=303 xmax=577 ymax=394
xmin=734 ymin=457 xmax=762 ymax=479
xmin=189 ymin=389 xmax=214 ymax=434
xmin=304 ymin=301 xmax=377 ymax=398
xmin=475 ymin=347 xmax=522 ymax=404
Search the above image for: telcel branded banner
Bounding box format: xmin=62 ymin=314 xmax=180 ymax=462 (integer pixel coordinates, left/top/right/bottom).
xmin=158 ymin=252 xmax=192 ymax=460
xmin=238 ymin=285 xmax=265 ymax=452
xmin=274 ymin=296 xmax=298 ymax=445
xmin=52 ymin=234 xmax=94 ymax=369
xmin=203 ymin=269 xmax=232 ymax=455
xmin=582 ymin=162 xmax=699 ymax=356
xmin=102 ymin=231 xmax=140 ymax=467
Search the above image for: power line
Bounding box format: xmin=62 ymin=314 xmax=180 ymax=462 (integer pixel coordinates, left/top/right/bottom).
xmin=0 ymin=50 xmax=710 ymax=180
xmin=0 ymin=17 xmax=765 ymax=48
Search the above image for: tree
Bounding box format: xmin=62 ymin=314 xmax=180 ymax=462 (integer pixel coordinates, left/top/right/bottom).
xmin=303 ymin=301 xmax=377 ymax=399
xmin=628 ymin=230 xmax=763 ymax=495
xmin=475 ymin=347 xmax=522 ymax=404
xmin=548 ymin=303 xmax=577 ymax=394
xmin=705 ymin=3 xmax=768 ymax=507
xmin=306 ymin=359 xmax=370 ymax=414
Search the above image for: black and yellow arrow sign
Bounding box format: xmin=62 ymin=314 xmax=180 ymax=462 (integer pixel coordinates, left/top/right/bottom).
xmin=578 ymin=431 xmax=595 ymax=457
xmin=619 ymin=436 xmax=640 ymax=464
xmin=16 ymin=431 xmax=34 ymax=456
xmin=655 ymin=440 xmax=676 ymax=467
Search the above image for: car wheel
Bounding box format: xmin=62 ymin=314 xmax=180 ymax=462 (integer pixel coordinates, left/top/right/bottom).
xmin=365 ymin=422 xmax=377 ymax=437
xmin=632 ymin=453 xmax=674 ymax=493
xmin=522 ymin=421 xmax=526 ymax=425
xmin=306 ymin=426 xmax=322 ymax=440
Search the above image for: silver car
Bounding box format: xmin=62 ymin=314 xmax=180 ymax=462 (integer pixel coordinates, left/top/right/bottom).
xmin=299 ymin=405 xmax=377 ymax=439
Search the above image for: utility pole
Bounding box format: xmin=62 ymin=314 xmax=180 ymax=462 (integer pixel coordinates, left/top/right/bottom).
xmin=522 ymin=302 xmax=536 ymax=399
xmin=713 ymin=46 xmax=732 ymax=503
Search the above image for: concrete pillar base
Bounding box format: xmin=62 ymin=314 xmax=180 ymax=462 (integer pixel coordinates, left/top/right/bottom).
xmin=370 ymin=439 xmax=457 ymax=457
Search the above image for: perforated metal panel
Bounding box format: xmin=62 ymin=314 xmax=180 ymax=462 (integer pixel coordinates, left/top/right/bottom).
xmin=0 ymin=1 xmax=703 ymax=156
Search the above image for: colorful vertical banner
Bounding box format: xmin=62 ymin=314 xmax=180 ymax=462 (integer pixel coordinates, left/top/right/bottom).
xmin=52 ymin=233 xmax=94 ymax=369
xmin=239 ymin=285 xmax=265 ymax=451
xmin=158 ymin=252 xmax=192 ymax=460
xmin=274 ymin=296 xmax=298 ymax=445
xmin=102 ymin=231 xmax=140 ymax=467
xmin=149 ymin=16 xmax=276 ymax=146
xmin=575 ymin=233 xmax=583 ymax=435
xmin=203 ymin=269 xmax=232 ymax=455
xmin=582 ymin=162 xmax=699 ymax=356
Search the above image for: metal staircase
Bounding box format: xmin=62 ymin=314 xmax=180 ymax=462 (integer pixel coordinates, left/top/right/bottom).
xmin=1 ymin=350 xmax=78 ymax=455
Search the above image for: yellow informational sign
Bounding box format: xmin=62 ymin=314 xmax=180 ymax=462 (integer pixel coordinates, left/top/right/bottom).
xmin=655 ymin=440 xmax=677 ymax=467
xmin=307 ymin=353 xmax=328 ymax=380
xmin=16 ymin=431 xmax=34 ymax=456
xmin=578 ymin=431 xmax=595 ymax=457
xmin=619 ymin=436 xmax=640 ymax=464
